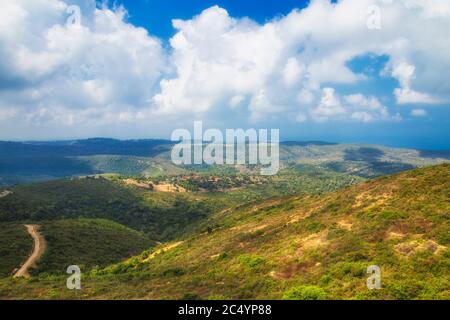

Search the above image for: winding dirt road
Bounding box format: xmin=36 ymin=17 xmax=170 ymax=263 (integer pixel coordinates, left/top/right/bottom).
xmin=13 ymin=225 xmax=47 ymax=278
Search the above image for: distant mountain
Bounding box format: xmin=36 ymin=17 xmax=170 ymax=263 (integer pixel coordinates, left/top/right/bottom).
xmin=0 ymin=138 xmax=448 ymax=186
xmin=281 ymin=141 xmax=337 ymax=146
xmin=0 ymin=138 xmax=173 ymax=157
xmin=419 ymin=150 xmax=450 ymax=159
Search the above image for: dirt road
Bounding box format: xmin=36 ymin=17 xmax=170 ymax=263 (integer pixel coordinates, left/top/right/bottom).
xmin=13 ymin=225 xmax=47 ymax=278
xmin=144 ymin=241 xmax=184 ymax=262
xmin=0 ymin=190 xmax=12 ymax=198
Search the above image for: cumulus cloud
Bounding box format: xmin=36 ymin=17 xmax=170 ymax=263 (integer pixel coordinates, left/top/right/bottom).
xmin=311 ymin=88 xmax=346 ymax=122
xmin=309 ymin=89 xmax=391 ymax=123
xmin=0 ymin=0 xmax=450 ymax=138
xmin=392 ymin=62 xmax=439 ymax=104
xmin=151 ymin=0 xmax=450 ymax=122
xmin=0 ymin=0 xmax=165 ymax=128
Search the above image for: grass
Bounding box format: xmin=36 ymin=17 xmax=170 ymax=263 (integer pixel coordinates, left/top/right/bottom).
xmin=33 ymin=218 xmax=155 ymax=275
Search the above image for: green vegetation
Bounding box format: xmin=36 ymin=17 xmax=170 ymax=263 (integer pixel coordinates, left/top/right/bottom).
xmin=0 ymin=223 xmax=31 ymax=276
xmin=35 ymin=219 xmax=154 ymax=275
xmin=0 ymin=164 xmax=448 ymax=300
xmin=283 ymin=285 xmax=328 ymax=300
xmin=0 ymin=177 xmax=214 ymax=242
xmin=237 ymin=254 xmax=266 ymax=271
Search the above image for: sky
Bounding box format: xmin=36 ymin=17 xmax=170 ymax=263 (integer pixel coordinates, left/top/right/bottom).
xmin=0 ymin=0 xmax=449 ymax=149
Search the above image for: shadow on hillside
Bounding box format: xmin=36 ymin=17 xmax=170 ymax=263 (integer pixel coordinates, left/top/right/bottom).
xmin=419 ymin=150 xmax=450 ymax=159
xmin=324 ymin=147 xmax=416 ymax=178
xmin=344 ymin=147 xmax=384 ymax=162
xmin=281 ymin=141 xmax=338 ymax=147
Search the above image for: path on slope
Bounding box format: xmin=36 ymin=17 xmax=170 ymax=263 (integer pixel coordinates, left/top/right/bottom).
xmin=13 ymin=225 xmax=47 ymax=278
xmin=0 ymin=190 xmax=12 ymax=198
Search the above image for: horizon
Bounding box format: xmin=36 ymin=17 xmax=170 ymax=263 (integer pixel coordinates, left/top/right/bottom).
xmin=1 ymin=136 xmax=449 ymax=151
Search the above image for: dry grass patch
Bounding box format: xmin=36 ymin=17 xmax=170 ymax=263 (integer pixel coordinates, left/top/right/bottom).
xmin=123 ymin=179 xmax=152 ymax=189
xmin=337 ymin=220 xmax=353 ymax=231
xmin=395 ymin=239 xmax=446 ymax=257
xmin=153 ymin=183 xmax=187 ymax=193
xmin=298 ymin=231 xmax=329 ymax=251
xmin=144 ymin=241 xmax=184 ymax=262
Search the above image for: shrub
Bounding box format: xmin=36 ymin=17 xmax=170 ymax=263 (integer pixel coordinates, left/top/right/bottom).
xmin=162 ymin=267 xmax=185 ymax=277
xmin=385 ymin=280 xmax=424 ymax=300
xmin=237 ymin=254 xmax=265 ymax=271
xmin=329 ymin=261 xmax=367 ymax=278
xmin=379 ymin=211 xmax=408 ymax=220
xmin=305 ymin=221 xmax=326 ymax=233
xmin=283 ymin=285 xmax=328 ymax=300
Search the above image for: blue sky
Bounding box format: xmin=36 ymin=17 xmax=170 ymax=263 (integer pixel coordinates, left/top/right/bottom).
xmin=0 ymin=0 xmax=449 ymax=149
xmin=115 ymin=0 xmax=313 ymax=39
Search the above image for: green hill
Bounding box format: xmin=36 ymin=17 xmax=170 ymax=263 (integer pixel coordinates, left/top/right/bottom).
xmin=0 ymin=219 xmax=154 ymax=277
xmin=0 ymin=164 xmax=448 ymax=299
xmin=34 ymin=219 xmax=155 ymax=275
xmin=0 ymin=177 xmax=215 ymax=242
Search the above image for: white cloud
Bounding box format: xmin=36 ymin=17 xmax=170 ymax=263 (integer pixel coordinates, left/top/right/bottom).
xmin=283 ymin=58 xmax=304 ymax=88
xmin=0 ymin=0 xmax=165 ymax=128
xmin=311 ymin=88 xmax=346 ymax=122
xmin=309 ymin=89 xmax=392 ymax=123
xmin=411 ymin=108 xmax=427 ymax=117
xmin=0 ymin=0 xmax=450 ymax=138
xmin=392 ymin=62 xmax=439 ymax=104
xmin=229 ymin=95 xmax=245 ymax=109
xmin=345 ymin=94 xmax=390 ymax=122
xmin=151 ymin=0 xmax=450 ymax=122
xmin=152 ymin=5 xmax=284 ymax=117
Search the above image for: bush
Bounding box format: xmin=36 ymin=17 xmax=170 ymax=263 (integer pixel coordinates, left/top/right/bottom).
xmin=162 ymin=267 xmax=185 ymax=277
xmin=305 ymin=221 xmax=326 ymax=233
xmin=385 ymin=280 xmax=424 ymax=300
xmin=237 ymin=254 xmax=265 ymax=271
xmin=283 ymin=285 xmax=328 ymax=300
xmin=329 ymin=261 xmax=367 ymax=278
xmin=379 ymin=211 xmax=408 ymax=220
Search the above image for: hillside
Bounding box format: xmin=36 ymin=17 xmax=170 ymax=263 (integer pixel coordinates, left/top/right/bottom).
xmin=0 ymin=164 xmax=367 ymax=242
xmin=34 ymin=219 xmax=155 ymax=275
xmin=0 ymin=139 xmax=448 ymax=186
xmin=0 ymin=223 xmax=31 ymax=277
xmin=0 ymin=164 xmax=448 ymax=299
xmin=0 ymin=177 xmax=215 ymax=242
xmin=0 ymin=219 xmax=154 ymax=277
